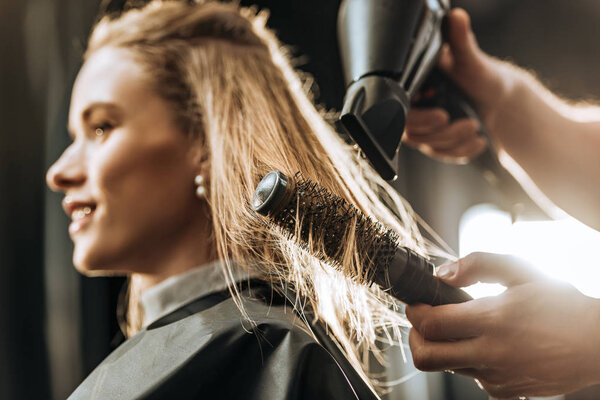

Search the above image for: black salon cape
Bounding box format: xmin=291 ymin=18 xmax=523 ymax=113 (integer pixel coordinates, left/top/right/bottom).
xmin=68 ymin=283 xmax=380 ymax=400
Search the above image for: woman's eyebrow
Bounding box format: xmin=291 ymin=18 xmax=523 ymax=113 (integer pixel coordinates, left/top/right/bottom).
xmin=81 ymin=102 xmax=122 ymax=122
xmin=67 ymin=102 xmax=123 ymax=137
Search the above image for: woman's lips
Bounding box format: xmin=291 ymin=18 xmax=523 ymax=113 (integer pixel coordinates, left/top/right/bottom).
xmin=69 ymin=206 xmax=95 ymax=235
xmin=66 ymin=204 xmax=96 ymax=235
xmin=63 ymin=198 xmax=97 ymax=230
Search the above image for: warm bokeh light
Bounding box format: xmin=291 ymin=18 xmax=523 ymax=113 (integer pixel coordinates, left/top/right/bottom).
xmin=459 ymin=204 xmax=600 ymax=299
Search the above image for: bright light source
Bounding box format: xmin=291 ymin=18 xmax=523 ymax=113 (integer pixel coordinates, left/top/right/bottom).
xmin=459 ymin=204 xmax=600 ymax=299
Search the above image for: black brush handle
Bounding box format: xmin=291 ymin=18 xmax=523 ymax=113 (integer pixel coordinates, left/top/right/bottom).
xmin=379 ymin=247 xmax=472 ymax=305
xmin=252 ymin=171 xmax=472 ymax=306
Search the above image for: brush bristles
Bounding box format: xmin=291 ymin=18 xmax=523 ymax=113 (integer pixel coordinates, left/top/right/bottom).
xmin=266 ymin=171 xmax=399 ymax=285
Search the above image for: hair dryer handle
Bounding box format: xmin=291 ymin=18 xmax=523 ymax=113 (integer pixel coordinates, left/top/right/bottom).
xmin=415 ymin=69 xmax=549 ymax=217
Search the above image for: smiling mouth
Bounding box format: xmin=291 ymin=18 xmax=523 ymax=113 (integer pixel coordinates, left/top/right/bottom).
xmin=68 ymin=205 xmax=97 ymax=235
xmin=72 ymin=206 xmax=94 ymax=221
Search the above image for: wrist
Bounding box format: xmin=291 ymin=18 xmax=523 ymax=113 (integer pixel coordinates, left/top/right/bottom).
xmin=480 ymin=58 xmax=526 ymax=135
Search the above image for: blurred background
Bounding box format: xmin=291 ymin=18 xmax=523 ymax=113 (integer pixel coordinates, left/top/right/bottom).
xmin=2 ymin=0 xmax=600 ymax=399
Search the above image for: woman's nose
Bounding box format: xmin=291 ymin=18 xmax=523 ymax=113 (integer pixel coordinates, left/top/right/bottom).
xmin=46 ymin=143 xmax=87 ymax=192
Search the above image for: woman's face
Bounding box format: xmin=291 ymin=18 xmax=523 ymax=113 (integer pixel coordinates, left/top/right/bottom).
xmin=47 ymin=47 xmax=205 ymax=275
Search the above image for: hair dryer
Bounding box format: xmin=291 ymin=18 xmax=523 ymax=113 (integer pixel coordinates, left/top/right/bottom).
xmin=337 ymin=0 xmax=546 ymax=217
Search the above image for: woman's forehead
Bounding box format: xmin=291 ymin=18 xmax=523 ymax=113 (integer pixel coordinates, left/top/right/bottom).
xmin=69 ymin=48 xmax=153 ymax=123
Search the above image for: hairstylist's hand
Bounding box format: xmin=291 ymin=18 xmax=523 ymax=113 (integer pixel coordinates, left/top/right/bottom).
xmin=406 ymin=252 xmax=600 ymax=399
xmin=403 ymin=9 xmax=514 ymax=163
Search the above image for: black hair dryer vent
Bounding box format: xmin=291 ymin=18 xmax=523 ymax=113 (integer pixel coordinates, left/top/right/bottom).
xmin=338 ymin=0 xmax=448 ymax=181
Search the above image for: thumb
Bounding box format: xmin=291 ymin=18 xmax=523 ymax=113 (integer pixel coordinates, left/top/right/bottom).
xmin=436 ymin=252 xmax=542 ymax=288
xmin=438 ymin=8 xmax=480 ymax=73
xmin=447 ymin=9 xmax=478 ymax=60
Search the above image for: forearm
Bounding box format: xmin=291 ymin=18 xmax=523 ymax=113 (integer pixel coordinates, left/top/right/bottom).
xmin=486 ymin=64 xmax=600 ymax=229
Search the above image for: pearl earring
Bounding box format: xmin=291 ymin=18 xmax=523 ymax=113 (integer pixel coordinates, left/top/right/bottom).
xmin=194 ymin=174 xmax=206 ymax=199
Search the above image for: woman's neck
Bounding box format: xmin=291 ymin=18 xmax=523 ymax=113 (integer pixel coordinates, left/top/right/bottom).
xmin=130 ymin=208 xmax=217 ymax=293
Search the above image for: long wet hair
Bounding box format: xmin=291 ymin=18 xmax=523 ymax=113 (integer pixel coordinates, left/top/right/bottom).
xmin=87 ymin=0 xmax=447 ymax=390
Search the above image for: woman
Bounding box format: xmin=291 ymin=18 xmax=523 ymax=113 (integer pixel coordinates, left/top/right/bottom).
xmin=46 ymin=1 xmax=439 ymax=398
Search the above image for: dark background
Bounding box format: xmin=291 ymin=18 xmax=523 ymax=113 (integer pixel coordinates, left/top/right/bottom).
xmin=2 ymin=0 xmax=600 ymax=399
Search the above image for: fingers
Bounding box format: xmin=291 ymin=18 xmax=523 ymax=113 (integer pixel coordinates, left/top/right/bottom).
xmin=409 ymin=328 xmax=481 ymax=371
xmin=404 ymin=113 xmax=487 ymax=162
xmin=405 ymin=108 xmax=449 ymax=134
xmin=420 ymin=137 xmax=487 ymax=164
xmin=405 ymin=301 xmax=487 ymax=341
xmin=406 ymin=112 xmax=475 ymax=141
xmin=437 ymin=252 xmax=542 ymax=288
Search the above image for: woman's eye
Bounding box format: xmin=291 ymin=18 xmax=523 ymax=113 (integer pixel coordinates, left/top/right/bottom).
xmin=92 ymin=122 xmax=114 ymax=138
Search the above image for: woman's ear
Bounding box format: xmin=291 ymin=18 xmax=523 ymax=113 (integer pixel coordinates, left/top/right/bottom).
xmin=188 ymin=137 xmax=211 ymax=177
xmin=195 ymin=150 xmax=211 ymax=177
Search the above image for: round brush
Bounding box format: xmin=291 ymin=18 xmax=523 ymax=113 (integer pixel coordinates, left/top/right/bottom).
xmin=252 ymin=170 xmax=472 ymax=305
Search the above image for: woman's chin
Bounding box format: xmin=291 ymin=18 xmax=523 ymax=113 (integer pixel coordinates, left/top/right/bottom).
xmin=73 ymin=263 xmax=127 ymax=277
xmin=73 ymin=263 xmax=101 ymax=276
xmin=72 ymin=248 xmax=124 ymax=277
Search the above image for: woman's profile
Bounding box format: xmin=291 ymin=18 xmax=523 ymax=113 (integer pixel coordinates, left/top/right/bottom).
xmin=46 ymin=1 xmax=438 ymax=398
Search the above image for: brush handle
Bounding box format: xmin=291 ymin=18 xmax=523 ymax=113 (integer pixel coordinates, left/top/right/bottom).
xmin=375 ymin=247 xmax=472 ymax=305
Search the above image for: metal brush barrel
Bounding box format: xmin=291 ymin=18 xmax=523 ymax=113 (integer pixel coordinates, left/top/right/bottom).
xmin=252 ymin=170 xmax=472 ymax=306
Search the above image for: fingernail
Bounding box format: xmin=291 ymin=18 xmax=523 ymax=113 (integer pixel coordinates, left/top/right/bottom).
xmin=436 ymin=262 xmax=456 ymax=279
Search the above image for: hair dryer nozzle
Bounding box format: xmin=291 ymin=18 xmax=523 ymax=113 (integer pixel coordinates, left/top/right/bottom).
xmin=340 ymin=76 xmax=409 ymax=181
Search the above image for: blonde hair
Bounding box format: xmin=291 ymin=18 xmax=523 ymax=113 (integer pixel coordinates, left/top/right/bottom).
xmin=87 ymin=0 xmax=447 ymax=390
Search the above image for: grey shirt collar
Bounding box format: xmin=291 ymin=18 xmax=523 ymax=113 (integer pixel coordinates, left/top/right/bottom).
xmin=140 ymin=260 xmax=252 ymax=327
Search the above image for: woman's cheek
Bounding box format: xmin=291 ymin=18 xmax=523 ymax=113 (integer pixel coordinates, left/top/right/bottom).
xmin=93 ymin=133 xmax=192 ymax=229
